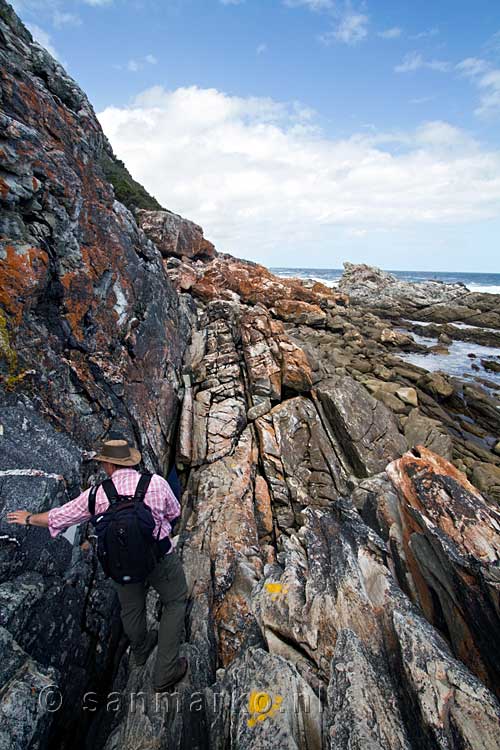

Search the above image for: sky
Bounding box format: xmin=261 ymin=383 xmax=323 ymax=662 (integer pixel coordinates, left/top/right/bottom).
xmin=10 ymin=0 xmax=500 ymax=272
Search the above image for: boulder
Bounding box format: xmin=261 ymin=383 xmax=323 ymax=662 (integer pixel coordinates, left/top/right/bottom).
xmin=272 ymin=299 xmax=326 ymax=328
xmin=137 ymin=208 xmax=216 ymax=261
xmin=403 ymin=409 xmax=453 ymax=460
xmin=471 ymin=462 xmax=500 ymax=505
xmin=316 ymin=376 xmax=408 ymax=476
xmin=386 ymin=446 xmax=500 ymax=696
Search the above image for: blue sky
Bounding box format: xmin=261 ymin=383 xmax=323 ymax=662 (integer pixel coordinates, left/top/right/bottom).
xmin=11 ymin=0 xmax=500 ymax=271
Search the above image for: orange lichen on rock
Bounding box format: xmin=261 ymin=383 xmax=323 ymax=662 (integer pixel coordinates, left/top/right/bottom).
xmin=0 ymin=245 xmax=48 ymax=322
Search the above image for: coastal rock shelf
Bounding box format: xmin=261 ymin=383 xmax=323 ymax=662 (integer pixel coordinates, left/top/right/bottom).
xmin=1 ymin=3 xmax=500 ymax=749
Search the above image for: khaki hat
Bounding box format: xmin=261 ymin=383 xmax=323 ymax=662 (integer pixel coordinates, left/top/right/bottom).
xmin=94 ymin=439 xmax=141 ymax=467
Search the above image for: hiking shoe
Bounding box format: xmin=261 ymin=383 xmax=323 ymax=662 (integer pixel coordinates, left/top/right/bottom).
xmin=154 ymin=657 xmax=188 ymax=693
xmin=132 ymin=629 xmax=158 ymax=667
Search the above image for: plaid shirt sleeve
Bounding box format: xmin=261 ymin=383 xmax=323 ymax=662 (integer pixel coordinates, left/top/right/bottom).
xmin=47 ymin=488 xmax=92 ymax=538
xmin=151 ymin=474 xmax=181 ymax=524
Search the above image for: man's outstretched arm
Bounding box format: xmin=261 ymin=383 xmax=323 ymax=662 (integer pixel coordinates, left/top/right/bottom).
xmin=6 ymin=487 xmax=92 ymax=536
xmin=7 ymin=510 xmax=49 ymax=527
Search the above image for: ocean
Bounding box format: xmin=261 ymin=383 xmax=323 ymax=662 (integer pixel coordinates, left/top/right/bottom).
xmin=271 ymin=268 xmax=500 ymax=295
xmin=272 ymin=267 xmax=500 ymax=390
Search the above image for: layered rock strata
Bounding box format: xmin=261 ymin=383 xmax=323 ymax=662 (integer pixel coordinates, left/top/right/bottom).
xmin=1 ymin=3 xmax=500 ymax=750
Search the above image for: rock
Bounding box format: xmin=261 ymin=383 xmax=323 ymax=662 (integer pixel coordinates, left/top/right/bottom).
xmin=417 ymin=371 xmax=454 ymax=399
xmin=495 ymin=441 xmax=500 ymax=456
xmin=272 ymin=299 xmax=326 ymax=328
xmin=255 ymin=397 xmax=347 ymax=529
xmin=374 ymin=390 xmax=409 ymax=415
xmin=316 ymin=376 xmax=408 ymax=477
xmin=247 ymin=398 xmax=272 ymax=422
xmin=386 ymin=446 xmax=500 ymax=696
xmin=393 ymin=609 xmax=500 ymax=750
xmin=327 ymin=629 xmax=412 ymax=750
xmin=0 ymin=5 xmax=187 ymax=465
xmin=403 ymin=409 xmax=453 ymax=460
xmin=396 ymin=387 xmax=418 ymax=407
xmin=137 ymin=208 xmax=216 ymax=261
xmin=481 ymin=358 xmax=500 ymax=373
xmin=339 ymin=262 xmax=500 ymax=329
xmin=380 ymin=328 xmax=414 ymax=347
xmin=472 ymin=462 xmax=500 ymax=504
xmin=191 ymin=255 xmax=347 ymax=309
xmin=208 ymin=648 xmax=322 ymax=750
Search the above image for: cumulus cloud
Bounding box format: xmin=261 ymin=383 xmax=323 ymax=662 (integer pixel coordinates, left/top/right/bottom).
xmin=97 ymin=85 xmax=500 ymax=258
xmin=395 ymin=52 xmax=451 ymax=73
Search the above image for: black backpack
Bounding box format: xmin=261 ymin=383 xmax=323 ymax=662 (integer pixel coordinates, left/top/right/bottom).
xmin=88 ymin=473 xmax=160 ymax=584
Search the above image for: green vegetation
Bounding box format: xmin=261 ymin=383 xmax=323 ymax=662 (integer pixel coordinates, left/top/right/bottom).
xmin=100 ymin=151 xmax=164 ymax=212
xmin=0 ymin=309 xmax=28 ymax=390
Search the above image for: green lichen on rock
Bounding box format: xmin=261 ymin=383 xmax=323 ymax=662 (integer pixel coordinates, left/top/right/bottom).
xmin=100 ymin=150 xmax=163 ymax=212
xmin=0 ymin=309 xmax=27 ymax=389
xmin=0 ymin=309 xmax=18 ymax=375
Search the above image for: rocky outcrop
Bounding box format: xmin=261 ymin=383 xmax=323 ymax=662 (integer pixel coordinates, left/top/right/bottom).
xmin=2 ymin=3 xmax=500 ymax=750
xmin=0 ymin=3 xmax=188 ymax=748
xmin=137 ymin=209 xmax=216 ymax=261
xmin=339 ymin=262 xmax=500 ymax=329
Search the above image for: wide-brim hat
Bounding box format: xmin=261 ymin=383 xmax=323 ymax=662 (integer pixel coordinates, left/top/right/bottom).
xmin=93 ymin=439 xmax=142 ymax=466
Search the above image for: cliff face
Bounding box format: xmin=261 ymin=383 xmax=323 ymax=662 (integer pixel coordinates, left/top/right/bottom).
xmin=1 ymin=3 xmax=500 ymax=750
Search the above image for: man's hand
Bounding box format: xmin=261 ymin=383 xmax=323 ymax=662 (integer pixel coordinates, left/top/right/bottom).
xmin=6 ymin=510 xmax=31 ymax=525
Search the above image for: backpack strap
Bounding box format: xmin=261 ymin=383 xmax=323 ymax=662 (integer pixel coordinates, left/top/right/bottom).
xmin=134 ymin=472 xmax=152 ymax=503
xmin=88 ymin=485 xmax=99 ymax=516
xmin=101 ymin=478 xmax=121 ymax=506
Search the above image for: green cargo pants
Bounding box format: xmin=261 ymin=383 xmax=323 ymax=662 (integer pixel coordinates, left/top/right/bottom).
xmin=112 ymin=549 xmax=188 ymax=690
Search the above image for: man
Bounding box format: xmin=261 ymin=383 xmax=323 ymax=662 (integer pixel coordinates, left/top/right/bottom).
xmin=7 ymin=438 xmax=188 ymax=692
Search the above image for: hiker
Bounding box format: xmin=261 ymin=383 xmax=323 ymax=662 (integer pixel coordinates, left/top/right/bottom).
xmin=7 ymin=439 xmax=188 ymax=692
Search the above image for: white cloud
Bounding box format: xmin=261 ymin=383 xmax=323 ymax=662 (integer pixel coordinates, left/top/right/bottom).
xmin=410 ymin=27 xmax=439 ymax=40
xmin=395 ymin=52 xmax=451 ymax=73
xmin=378 ymin=27 xmax=402 ymax=39
xmin=27 ymin=23 xmax=60 ymax=59
xmin=256 ymin=43 xmax=267 ymax=55
xmin=457 ymin=58 xmax=500 ymax=118
xmin=82 ymin=0 xmax=113 ymax=5
xmin=321 ymin=12 xmax=369 ymax=45
xmin=220 ymin=0 xmax=245 ymax=4
xmin=125 ymin=54 xmax=159 ymax=72
xmin=97 ymin=85 xmax=500 ymax=258
xmin=53 ymin=10 xmax=81 ymax=27
xmin=284 ymin=0 xmax=334 ymax=9
xmin=456 ymin=57 xmax=490 ymax=78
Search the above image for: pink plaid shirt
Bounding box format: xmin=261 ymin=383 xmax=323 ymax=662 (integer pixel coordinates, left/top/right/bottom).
xmin=47 ymin=468 xmax=180 ymax=546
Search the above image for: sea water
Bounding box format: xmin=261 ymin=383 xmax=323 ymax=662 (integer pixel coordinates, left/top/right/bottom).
xmin=272 ymin=267 xmax=500 ymax=389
